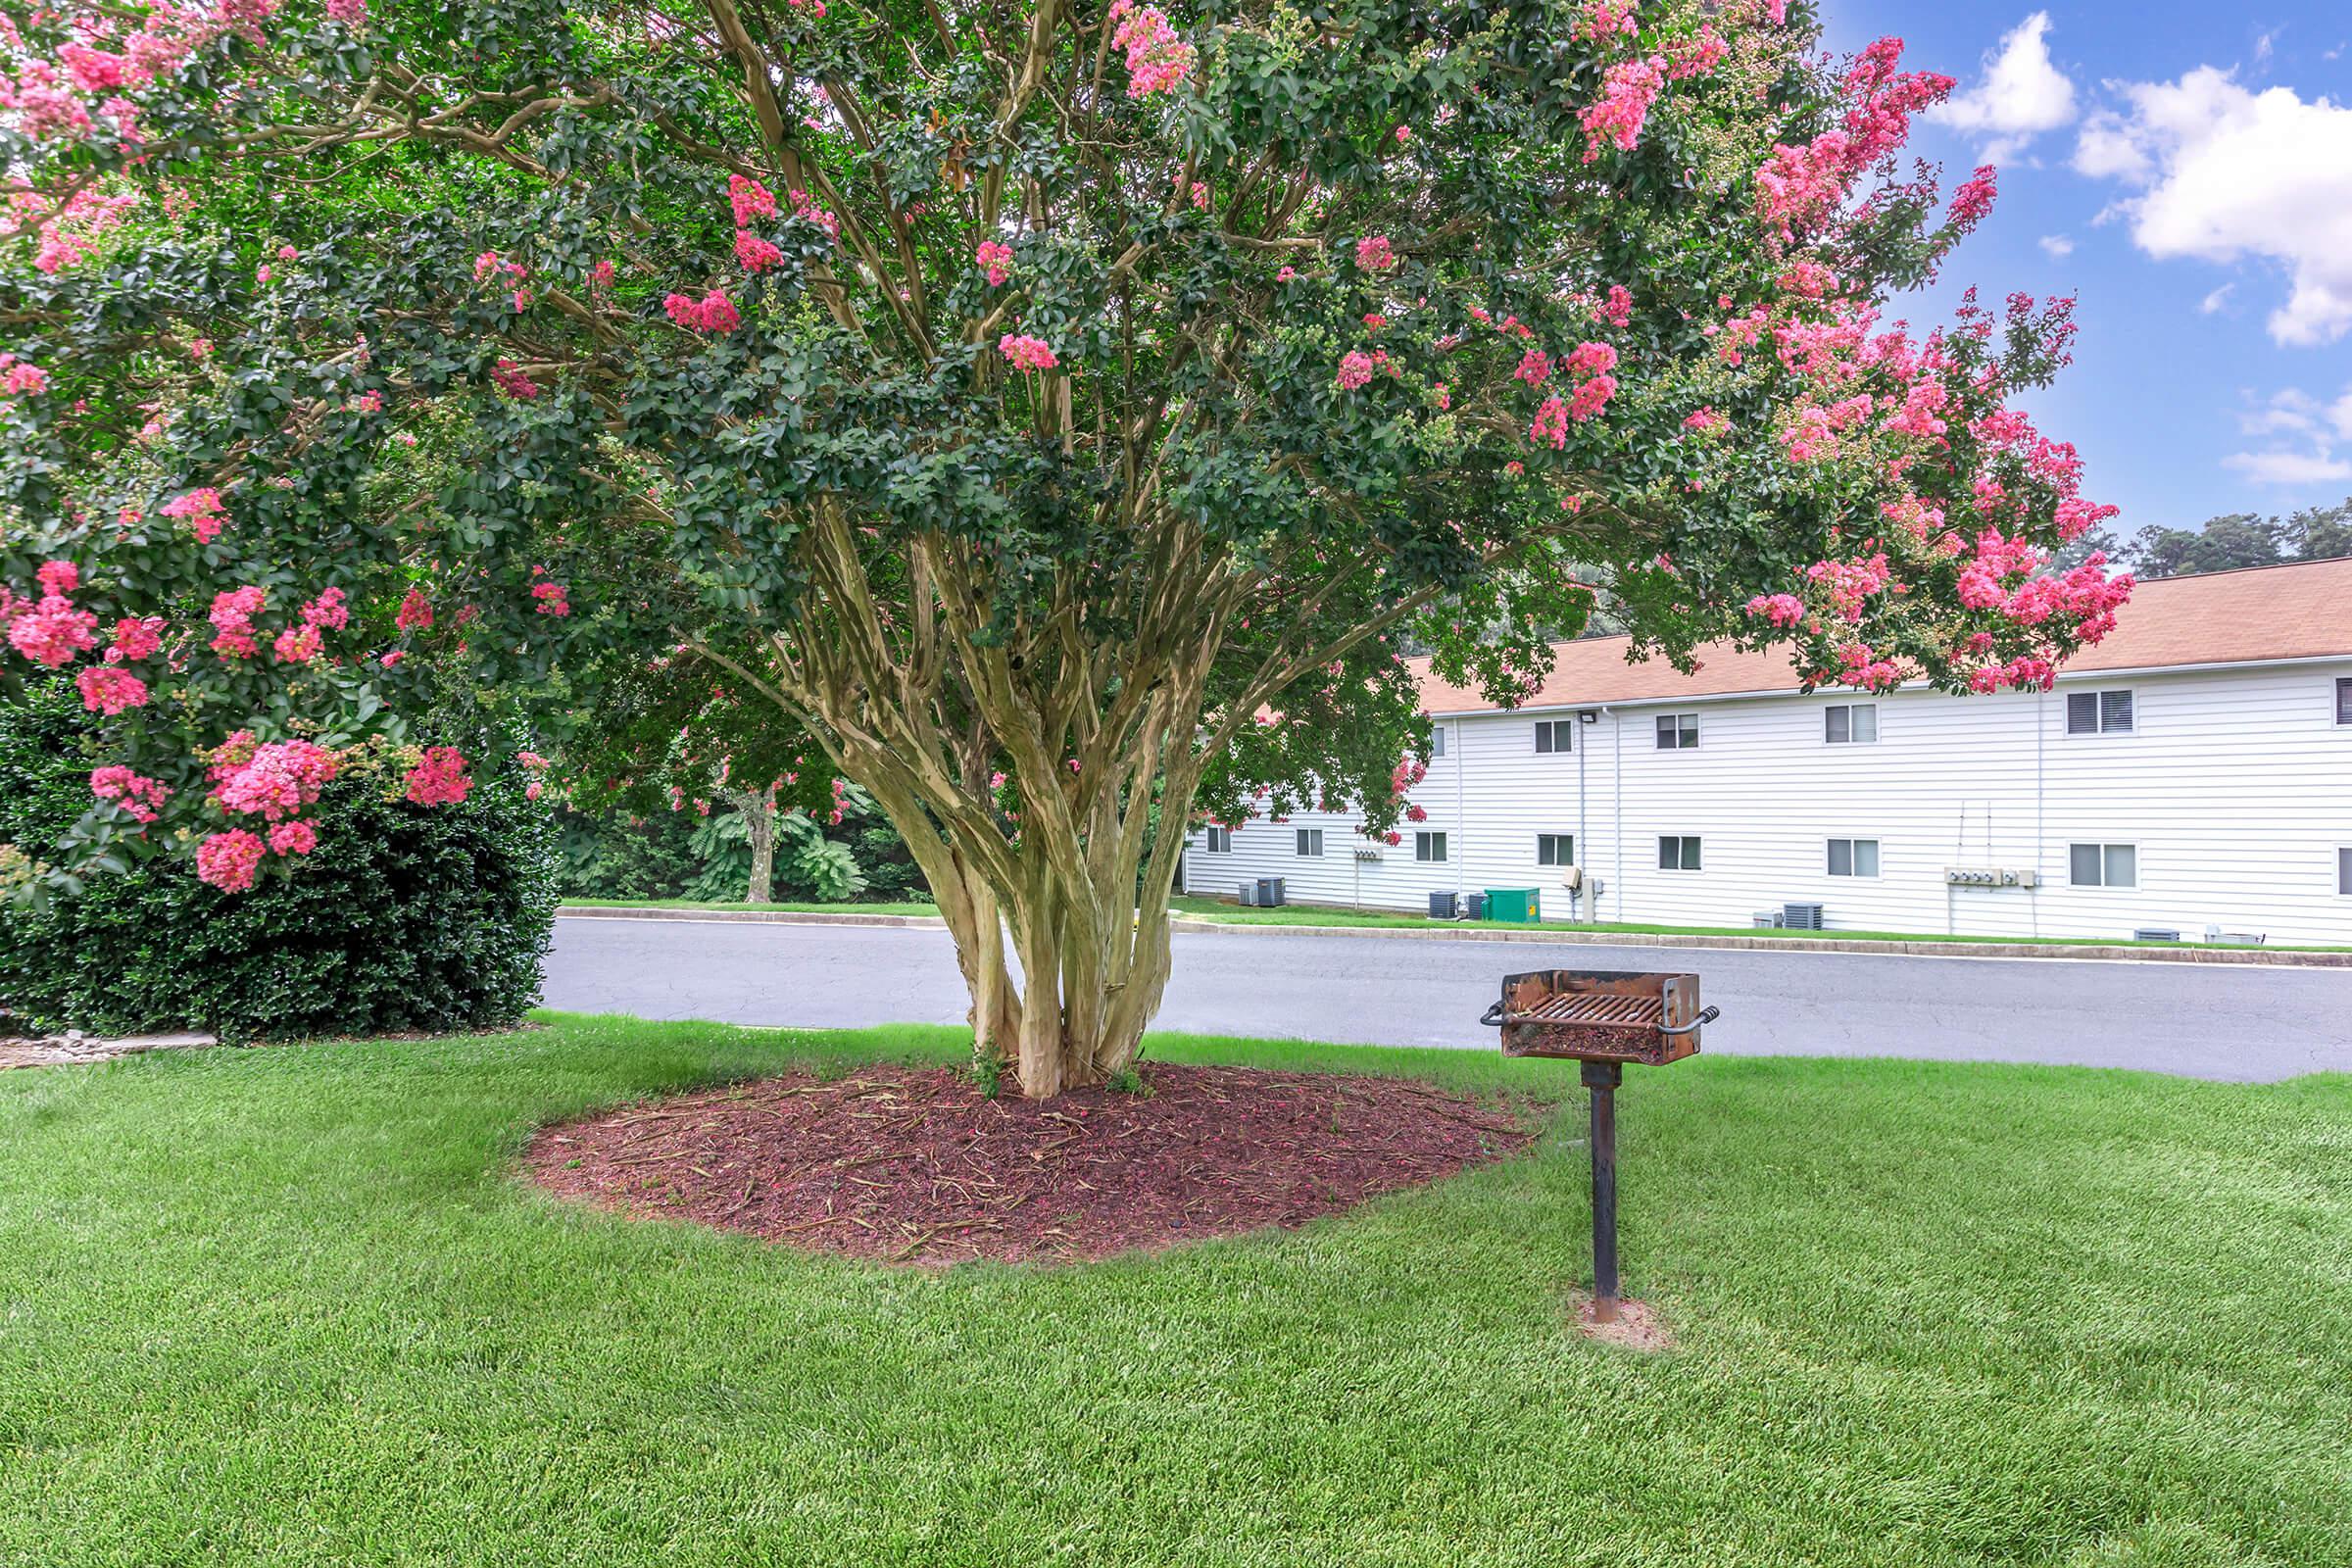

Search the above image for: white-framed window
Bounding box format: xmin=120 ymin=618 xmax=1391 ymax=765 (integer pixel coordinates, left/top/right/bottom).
xmin=1415 ymin=830 xmax=1447 ymax=863
xmin=1537 ymin=833 xmax=1575 ymax=866
xmin=1202 ymin=825 xmax=1231 ymax=854
xmin=1657 ymin=835 xmax=1701 ymax=871
xmin=2069 ymin=842 xmax=2137 ymax=888
xmin=2338 ymin=846 xmax=2351 ymax=896
xmin=1431 ymin=723 xmax=1446 ymax=758
xmin=2065 ymin=689 xmax=2135 ymax=735
xmin=1655 ymin=713 xmax=1700 ymax=750
xmin=1825 ymin=703 xmax=1878 ymax=744
xmin=1826 ymin=838 xmax=1881 ymax=877
xmin=1534 ymin=718 xmax=1575 ymax=754
xmin=2336 ymin=678 xmax=2352 ymax=726
xmin=1296 ymin=828 xmax=1324 ymax=858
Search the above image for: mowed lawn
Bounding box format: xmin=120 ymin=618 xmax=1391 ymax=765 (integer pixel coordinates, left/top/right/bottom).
xmin=2 ymin=1019 xmax=2347 ymax=1567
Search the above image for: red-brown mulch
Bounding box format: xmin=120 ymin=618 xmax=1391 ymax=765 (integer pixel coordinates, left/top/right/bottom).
xmin=522 ymin=1061 xmax=1544 ymax=1264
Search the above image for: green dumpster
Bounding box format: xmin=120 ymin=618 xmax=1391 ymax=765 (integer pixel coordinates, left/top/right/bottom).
xmin=1484 ymin=886 xmax=1542 ymax=923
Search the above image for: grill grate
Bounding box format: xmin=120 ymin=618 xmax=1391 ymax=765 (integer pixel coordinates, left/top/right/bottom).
xmin=1517 ymin=992 xmax=1664 ymax=1027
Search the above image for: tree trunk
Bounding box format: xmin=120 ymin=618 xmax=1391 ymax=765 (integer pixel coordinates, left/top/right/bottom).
xmin=744 ymin=798 xmax=775 ymax=904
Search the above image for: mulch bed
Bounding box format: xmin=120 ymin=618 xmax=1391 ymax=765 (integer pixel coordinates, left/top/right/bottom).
xmin=522 ymin=1061 xmax=1544 ymax=1265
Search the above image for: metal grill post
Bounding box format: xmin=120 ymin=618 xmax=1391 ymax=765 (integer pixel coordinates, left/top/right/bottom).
xmin=1582 ymin=1059 xmax=1622 ymax=1323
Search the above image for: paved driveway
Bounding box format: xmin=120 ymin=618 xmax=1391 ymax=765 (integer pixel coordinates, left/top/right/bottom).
xmin=541 ymin=915 xmax=2352 ymax=1082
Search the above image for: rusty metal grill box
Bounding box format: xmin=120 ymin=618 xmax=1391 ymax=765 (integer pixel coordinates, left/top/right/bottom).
xmin=1482 ymin=968 xmax=1716 ymax=1066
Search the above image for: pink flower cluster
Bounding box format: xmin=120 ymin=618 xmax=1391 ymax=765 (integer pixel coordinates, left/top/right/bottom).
xmin=196 ymin=830 xmax=266 ymax=893
xmin=1683 ymin=406 xmax=1730 ymax=435
xmin=664 ymin=290 xmax=741 ymax=334
xmin=208 ymin=586 xmax=267 ymax=659
xmin=530 ymin=579 xmax=570 ymax=616
xmin=1525 ymin=340 xmax=1620 ymax=445
xmin=1745 ymin=593 xmax=1806 ymax=628
xmin=90 ymin=765 xmax=172 ymax=823
xmin=1107 ymin=0 xmax=1197 ymax=99
xmin=999 ymin=334 xmax=1057 ymax=372
xmin=491 ymin=359 xmax=541 ymax=399
xmin=1354 ymin=234 xmax=1396 ymax=272
xmin=5 ymin=564 xmax=98 ymax=668
xmin=734 ymin=229 xmax=784 ymax=272
xmin=211 ymin=734 xmax=341 ymax=822
xmin=974 ymin=240 xmax=1013 ymax=286
xmin=1336 ymin=350 xmax=1376 ymax=391
xmin=77 ymin=664 xmax=149 ymax=713
xmin=1580 ymin=56 xmax=1665 ymax=162
xmin=162 ymin=486 xmax=228 ymax=544
xmin=403 ymin=746 xmax=472 ymax=807
xmin=1 ymin=358 xmax=49 ymax=396
xmin=395 ymin=586 xmax=433 ymax=631
xmin=1757 ymin=37 xmax=1955 ymax=239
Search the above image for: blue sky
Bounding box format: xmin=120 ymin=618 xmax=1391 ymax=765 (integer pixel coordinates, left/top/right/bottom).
xmin=1815 ymin=1 xmax=2352 ymax=533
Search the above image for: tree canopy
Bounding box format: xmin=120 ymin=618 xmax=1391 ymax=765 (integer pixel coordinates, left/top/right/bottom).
xmin=3 ymin=0 xmax=2128 ymax=1093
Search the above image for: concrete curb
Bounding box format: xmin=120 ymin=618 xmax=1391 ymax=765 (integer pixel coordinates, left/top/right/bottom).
xmin=556 ymin=906 xmax=2352 ymax=967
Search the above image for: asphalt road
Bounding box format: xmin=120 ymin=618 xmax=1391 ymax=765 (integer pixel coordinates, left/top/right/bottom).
xmin=542 ymin=916 xmax=2352 ymax=1082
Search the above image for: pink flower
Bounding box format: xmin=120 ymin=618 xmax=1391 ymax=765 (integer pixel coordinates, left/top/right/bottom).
xmin=1581 ymin=56 xmax=1666 ymax=161
xmin=728 ymin=174 xmax=780 ymax=226
xmin=1354 ymin=234 xmax=1396 ymax=272
xmin=36 ymin=561 xmax=77 ymax=596
xmin=1395 ymin=125 xmax=1411 ymax=144
xmin=1563 ymin=340 xmax=1618 ymax=377
xmin=302 ymin=586 xmax=350 ymax=630
xmin=1276 ymin=266 xmax=1297 ymax=282
xmin=734 ymin=230 xmax=785 ymax=272
xmin=491 ymin=359 xmax=541 ymax=399
xmin=999 ymin=334 xmax=1058 ymax=372
xmin=1600 ymin=285 xmax=1633 ymax=328
xmin=207 ymin=586 xmax=267 ymax=660
xmin=196 ymin=830 xmax=267 ymax=893
xmin=76 ymin=664 xmax=149 ymax=714
xmin=1745 ymin=593 xmax=1806 ymax=627
xmin=325 ymin=0 xmax=368 ymax=24
xmin=1335 ymin=350 xmax=1376 ymax=391
xmin=1947 ymin=165 xmax=1998 ymax=232
xmin=1 ymin=362 xmax=50 ymax=397
xmin=1530 ymin=396 xmax=1569 ymax=449
xmin=664 ymin=289 xmax=741 ymax=334
xmin=272 ymin=624 xmax=321 ymax=664
xmin=404 ymin=747 xmax=472 ymax=806
xmin=1514 ymin=348 xmax=1553 ymax=386
xmin=974 ymin=240 xmax=1014 ymax=286
xmin=268 ymin=819 xmax=318 ymax=857
xmin=212 ymin=739 xmax=342 ymax=821
xmin=1567 ymin=373 xmax=1617 ymax=421
xmin=530 ymin=580 xmax=570 ymax=616
xmin=109 ymin=616 xmax=164 ymax=662
xmin=395 ymin=587 xmax=433 ymax=631
xmin=8 ymin=594 xmax=99 ymax=667
xmin=90 ymin=766 xmax=172 ymax=823
xmin=1684 ymin=406 xmax=1730 ymax=434
xmin=161 ymin=487 xmax=228 ymax=544
xmin=1108 ymin=0 xmax=1196 ymax=98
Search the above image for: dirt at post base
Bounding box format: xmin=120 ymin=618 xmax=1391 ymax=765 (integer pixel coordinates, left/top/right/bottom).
xmin=523 ymin=1061 xmax=1544 ymax=1265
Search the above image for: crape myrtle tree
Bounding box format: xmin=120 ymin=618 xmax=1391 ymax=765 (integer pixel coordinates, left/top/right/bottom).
xmin=1 ymin=0 xmax=2129 ymax=1096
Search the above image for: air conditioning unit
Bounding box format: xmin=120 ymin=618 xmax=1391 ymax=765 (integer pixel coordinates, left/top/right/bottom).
xmin=1783 ymin=902 xmax=1826 ymax=931
xmin=1237 ymin=881 xmax=1259 ymax=907
xmin=1752 ymin=909 xmax=1785 ymax=929
xmin=2205 ymin=926 xmax=2267 ymax=947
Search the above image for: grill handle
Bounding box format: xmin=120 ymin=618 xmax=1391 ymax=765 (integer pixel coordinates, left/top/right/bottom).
xmin=1478 ymin=1000 xmax=1505 ymax=1028
xmin=1659 ymin=1005 xmax=1720 ymax=1038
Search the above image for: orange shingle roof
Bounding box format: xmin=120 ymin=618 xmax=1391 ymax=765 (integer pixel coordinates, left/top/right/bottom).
xmin=1410 ymin=558 xmax=2352 ymax=714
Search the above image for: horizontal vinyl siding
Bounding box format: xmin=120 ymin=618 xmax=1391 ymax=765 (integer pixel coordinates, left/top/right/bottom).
xmin=1178 ymin=659 xmax=2352 ymax=943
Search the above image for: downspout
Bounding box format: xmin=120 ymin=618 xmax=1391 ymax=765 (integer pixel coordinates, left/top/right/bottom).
xmin=1577 ymin=714 xmax=1589 ymax=922
xmin=1612 ymin=707 xmax=1624 ymax=922
xmin=1452 ymin=717 xmax=1466 ymax=904
xmin=2034 ymin=687 xmax=2045 ymax=939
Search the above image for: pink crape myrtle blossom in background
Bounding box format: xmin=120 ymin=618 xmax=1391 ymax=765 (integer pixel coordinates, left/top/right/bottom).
xmin=999 ymin=334 xmax=1058 ymax=372
xmin=211 ymin=736 xmax=342 ymax=822
xmin=728 ymin=174 xmax=779 ymax=225
xmin=403 ymin=747 xmax=472 ymax=807
xmin=490 ymin=359 xmax=541 ymax=398
xmin=1580 ymin=57 xmax=1665 ymax=161
xmin=394 ymin=587 xmax=433 ymax=631
xmin=90 ymin=765 xmax=172 ymax=823
xmin=734 ymin=230 xmax=784 ymax=272
xmin=109 ymin=615 xmax=164 ymax=662
xmin=1107 ymin=0 xmax=1196 ymax=99
xmin=268 ymin=819 xmax=318 ymax=857
xmin=530 ymin=580 xmax=571 ymax=616
xmin=207 ymin=586 xmax=267 ymax=659
xmin=195 ymin=829 xmax=266 ymax=892
xmin=1684 ymin=406 xmax=1730 ymax=435
xmin=1 ymin=360 xmax=50 ymax=396
xmin=1335 ymin=351 xmax=1376 ymax=391
xmin=161 ymin=487 xmax=228 ymax=544
xmin=1354 ymin=235 xmax=1396 ymax=272
xmin=75 ymin=664 xmax=149 ymax=714
xmin=974 ymin=240 xmax=1013 ymax=286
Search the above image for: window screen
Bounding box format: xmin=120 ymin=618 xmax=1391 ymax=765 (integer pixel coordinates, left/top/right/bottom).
xmin=1415 ymin=831 xmax=1447 ymax=862
xmin=1825 ymin=704 xmax=1877 ymax=744
xmin=1295 ymin=829 xmax=1323 ymax=858
xmin=1537 ymin=833 xmax=1575 ymax=865
xmin=1655 ymin=713 xmax=1699 ymax=749
xmin=1431 ymin=724 xmax=1446 ymax=758
xmin=2340 ymin=847 xmax=2352 ymax=896
xmin=2069 ymin=690 xmax=2133 ymax=734
xmin=1535 ymin=719 xmax=1573 ymax=754
xmin=2336 ymin=679 xmax=2351 ymax=726
xmin=1657 ymin=835 xmax=1701 ymax=871
xmin=1827 ymin=838 xmax=1880 ymax=877
xmin=1204 ymin=825 xmax=1231 ymax=854
xmin=2100 ymin=690 xmax=2134 ymax=733
xmin=2070 ymin=843 xmax=2134 ymax=887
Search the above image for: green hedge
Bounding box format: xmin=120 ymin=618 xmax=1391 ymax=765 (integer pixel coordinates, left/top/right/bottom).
xmin=0 ymin=683 xmax=558 ymax=1041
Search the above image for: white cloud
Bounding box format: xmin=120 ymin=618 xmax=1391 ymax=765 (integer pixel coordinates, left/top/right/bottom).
xmin=2225 ymin=385 xmax=2352 ymax=485
xmin=2072 ymin=69 xmax=2352 ymax=345
xmin=1930 ymin=13 xmax=2080 ymax=161
xmin=2037 ymin=233 xmax=2075 ymax=258
xmin=2199 ymin=283 xmax=2235 ymax=314
xmin=2224 ymin=450 xmax=2352 ymax=485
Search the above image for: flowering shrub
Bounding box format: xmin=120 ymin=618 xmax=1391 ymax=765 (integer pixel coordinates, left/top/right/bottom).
xmin=0 ymin=680 xmax=556 ymax=1039
xmin=0 ymin=0 xmax=2127 ymax=1096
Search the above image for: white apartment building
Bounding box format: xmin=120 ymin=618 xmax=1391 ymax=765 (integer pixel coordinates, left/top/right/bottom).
xmin=1184 ymin=559 xmax=2352 ymax=944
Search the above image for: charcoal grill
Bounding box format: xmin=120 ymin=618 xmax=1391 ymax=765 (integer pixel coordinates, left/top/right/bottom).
xmin=1480 ymin=968 xmax=1718 ymax=1326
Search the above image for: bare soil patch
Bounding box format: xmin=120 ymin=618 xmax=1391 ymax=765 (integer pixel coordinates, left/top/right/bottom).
xmin=523 ymin=1061 xmax=1544 ymax=1264
xmin=1568 ymin=1291 xmax=1676 ymax=1352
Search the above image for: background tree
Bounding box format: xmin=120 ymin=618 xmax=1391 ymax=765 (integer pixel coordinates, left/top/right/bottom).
xmin=2115 ymin=496 xmax=2352 ymax=578
xmin=4 ymin=0 xmax=2126 ymax=1095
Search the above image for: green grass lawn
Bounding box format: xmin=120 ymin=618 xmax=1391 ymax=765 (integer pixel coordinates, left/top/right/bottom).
xmin=3 ymin=1018 xmax=2347 ymax=1566
xmin=1164 ymin=895 xmax=2352 ymax=952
